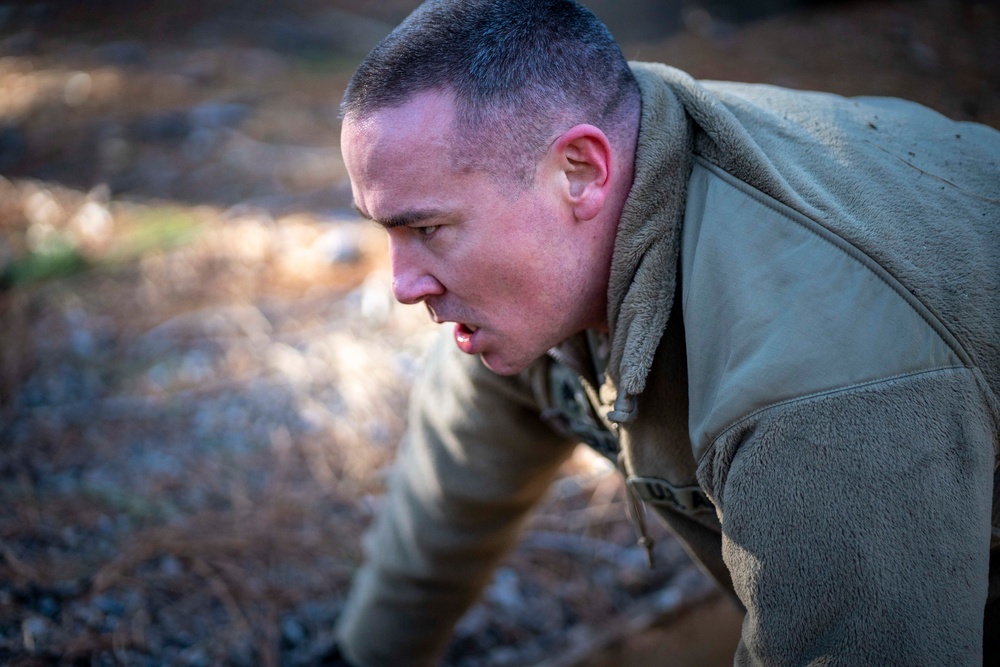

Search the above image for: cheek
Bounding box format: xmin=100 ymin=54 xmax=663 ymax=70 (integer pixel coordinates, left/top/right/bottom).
xmin=456 ymin=197 xmax=567 ymax=297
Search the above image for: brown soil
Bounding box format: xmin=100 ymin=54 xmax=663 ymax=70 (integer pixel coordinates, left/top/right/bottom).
xmin=0 ymin=1 xmax=996 ymax=665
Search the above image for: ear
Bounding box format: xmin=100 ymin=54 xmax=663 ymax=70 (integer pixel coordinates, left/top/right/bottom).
xmin=550 ymin=124 xmax=612 ymax=222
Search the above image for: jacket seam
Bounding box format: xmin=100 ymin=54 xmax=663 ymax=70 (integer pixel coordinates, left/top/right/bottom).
xmin=698 ymin=364 xmax=970 ymax=466
xmin=692 ymin=156 xmax=974 ymax=369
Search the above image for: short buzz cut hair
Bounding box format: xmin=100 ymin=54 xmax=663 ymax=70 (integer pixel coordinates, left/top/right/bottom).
xmin=341 ymin=0 xmax=640 ymax=183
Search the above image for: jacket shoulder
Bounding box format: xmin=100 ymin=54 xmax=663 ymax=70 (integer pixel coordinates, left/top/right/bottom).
xmin=681 ymin=160 xmax=966 ymax=460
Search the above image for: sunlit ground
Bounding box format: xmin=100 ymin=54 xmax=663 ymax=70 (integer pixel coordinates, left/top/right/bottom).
xmin=0 ymin=0 xmax=996 ymax=665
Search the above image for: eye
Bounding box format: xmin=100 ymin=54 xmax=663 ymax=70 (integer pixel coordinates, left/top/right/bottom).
xmin=417 ymin=225 xmax=439 ymax=237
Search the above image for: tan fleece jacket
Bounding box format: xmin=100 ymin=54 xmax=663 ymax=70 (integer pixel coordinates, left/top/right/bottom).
xmin=336 ymin=63 xmax=1000 ymax=666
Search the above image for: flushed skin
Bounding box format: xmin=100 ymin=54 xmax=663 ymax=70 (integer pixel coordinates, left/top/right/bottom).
xmin=336 ymin=63 xmax=1000 ymax=666
xmin=342 ymin=90 xmax=630 ymax=376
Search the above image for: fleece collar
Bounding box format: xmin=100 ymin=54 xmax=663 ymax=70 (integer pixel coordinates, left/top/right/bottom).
xmin=605 ymin=63 xmax=695 ymax=422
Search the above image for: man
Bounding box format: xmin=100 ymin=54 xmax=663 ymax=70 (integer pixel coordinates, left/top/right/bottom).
xmin=328 ymin=0 xmax=1000 ymax=664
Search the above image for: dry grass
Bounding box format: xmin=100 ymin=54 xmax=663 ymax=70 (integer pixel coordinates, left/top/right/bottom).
xmin=1 ymin=0 xmax=997 ymax=664
xmin=0 ymin=173 xmax=665 ymax=665
xmin=0 ymin=170 xmax=437 ymax=664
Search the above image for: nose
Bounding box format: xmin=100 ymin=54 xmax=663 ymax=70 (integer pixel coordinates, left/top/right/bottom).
xmin=389 ymin=238 xmax=445 ymax=305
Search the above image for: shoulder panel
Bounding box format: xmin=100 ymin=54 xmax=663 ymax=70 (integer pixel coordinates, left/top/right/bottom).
xmin=682 ymin=160 xmax=965 ymax=461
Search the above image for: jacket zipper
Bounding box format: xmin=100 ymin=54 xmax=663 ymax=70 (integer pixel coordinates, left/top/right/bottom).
xmin=548 ymin=344 xmax=656 ymax=569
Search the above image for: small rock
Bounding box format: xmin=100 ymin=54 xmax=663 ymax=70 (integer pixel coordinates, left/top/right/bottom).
xmin=489 ymin=646 xmax=522 ymax=665
xmin=485 ymin=568 xmax=523 ymax=611
xmin=87 ymin=183 xmax=111 ymax=203
xmin=228 ymin=639 xmax=255 ymax=667
xmin=179 ymin=645 xmax=209 ymax=667
xmin=63 ymin=71 xmax=92 ymax=107
xmin=23 ymin=187 xmax=65 ymax=230
xmin=908 ymin=40 xmax=939 ymax=71
xmin=36 ymin=594 xmax=59 ymax=619
xmin=71 ymin=601 xmax=103 ymax=628
xmin=69 ymin=200 xmax=115 ymax=251
xmin=267 ymin=343 xmax=312 ymax=385
xmin=22 ymin=615 xmax=49 ymax=651
xmin=100 ymin=40 xmax=147 ymax=66
xmin=178 ymin=349 xmax=213 ymax=385
xmin=52 ymin=580 xmax=83 ymax=598
xmin=189 ymin=101 xmax=250 ymax=130
xmin=0 ymin=124 xmax=27 ymax=170
xmin=313 ymin=226 xmax=362 ymax=265
xmin=238 ymin=47 xmax=289 ymax=79
xmin=281 ymin=616 xmax=306 ymax=647
xmin=0 ymin=30 xmax=40 ymax=56
xmin=358 ymin=271 xmax=394 ymax=324
xmin=92 ymin=593 xmax=125 ymax=617
xmin=177 ymin=50 xmax=221 ymax=86
xmin=99 ymin=135 xmax=132 ymax=174
xmin=182 ymin=127 xmax=219 ymax=162
xmin=160 ymin=554 xmax=183 ymax=577
xmin=454 ymin=605 xmax=490 ymax=636
xmin=132 ymin=111 xmax=191 ymax=143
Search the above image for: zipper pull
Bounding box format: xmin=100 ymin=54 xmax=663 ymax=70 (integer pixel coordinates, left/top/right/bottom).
xmin=608 ymin=393 xmax=637 ymax=423
xmin=618 ymin=453 xmax=655 ymax=569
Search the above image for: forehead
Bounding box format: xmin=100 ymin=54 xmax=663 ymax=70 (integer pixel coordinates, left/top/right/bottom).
xmin=342 ymin=90 xmax=459 ymax=178
xmin=341 ymin=90 xmax=505 ymax=222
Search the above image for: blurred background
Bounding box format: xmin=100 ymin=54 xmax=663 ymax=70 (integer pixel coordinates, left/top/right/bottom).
xmin=0 ymin=1 xmax=997 ymax=665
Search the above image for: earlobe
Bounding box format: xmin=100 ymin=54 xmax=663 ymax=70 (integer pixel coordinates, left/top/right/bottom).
xmin=556 ymin=125 xmax=611 ymax=222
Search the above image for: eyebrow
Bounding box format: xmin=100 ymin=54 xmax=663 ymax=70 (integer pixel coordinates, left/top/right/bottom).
xmin=351 ymin=203 xmax=441 ymax=229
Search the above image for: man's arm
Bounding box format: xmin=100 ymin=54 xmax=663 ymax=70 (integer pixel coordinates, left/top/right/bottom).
xmin=336 ymin=331 xmax=576 ymax=667
xmin=700 ymin=367 xmax=996 ymax=665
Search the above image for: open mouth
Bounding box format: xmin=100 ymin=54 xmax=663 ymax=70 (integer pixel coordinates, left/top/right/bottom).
xmin=453 ymin=322 xmax=479 ymax=353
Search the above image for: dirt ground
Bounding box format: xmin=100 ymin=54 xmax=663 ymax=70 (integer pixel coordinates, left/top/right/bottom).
xmin=0 ymin=1 xmax=997 ymax=665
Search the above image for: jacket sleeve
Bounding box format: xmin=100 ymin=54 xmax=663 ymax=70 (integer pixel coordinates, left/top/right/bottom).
xmin=335 ymin=331 xmax=577 ymax=667
xmin=698 ymin=367 xmax=997 ymax=666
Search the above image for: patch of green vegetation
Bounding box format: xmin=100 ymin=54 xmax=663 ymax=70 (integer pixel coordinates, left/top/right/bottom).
xmin=0 ymin=207 xmax=202 ymax=289
xmin=0 ymin=240 xmax=89 ymax=289
xmin=108 ymin=207 xmax=202 ymax=263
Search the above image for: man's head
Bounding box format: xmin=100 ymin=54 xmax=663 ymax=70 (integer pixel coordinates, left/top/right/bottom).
xmin=341 ymin=0 xmax=641 ymax=374
xmin=341 ymin=0 xmax=640 ymax=183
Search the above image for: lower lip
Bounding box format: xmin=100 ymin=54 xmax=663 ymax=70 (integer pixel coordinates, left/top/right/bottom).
xmin=454 ymin=323 xmax=478 ymax=354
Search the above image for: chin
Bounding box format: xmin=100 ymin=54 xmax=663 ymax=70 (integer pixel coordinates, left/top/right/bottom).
xmin=479 ymin=350 xmax=537 ymax=376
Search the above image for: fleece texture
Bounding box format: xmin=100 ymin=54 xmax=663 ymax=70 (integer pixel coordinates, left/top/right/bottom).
xmin=622 ymin=63 xmax=1000 ymax=665
xmin=604 ymin=67 xmax=692 ymax=418
xmin=336 ymin=64 xmax=1000 ymax=666
xmin=712 ymin=368 xmax=994 ymax=665
xmin=611 ymin=63 xmax=1000 ymax=425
